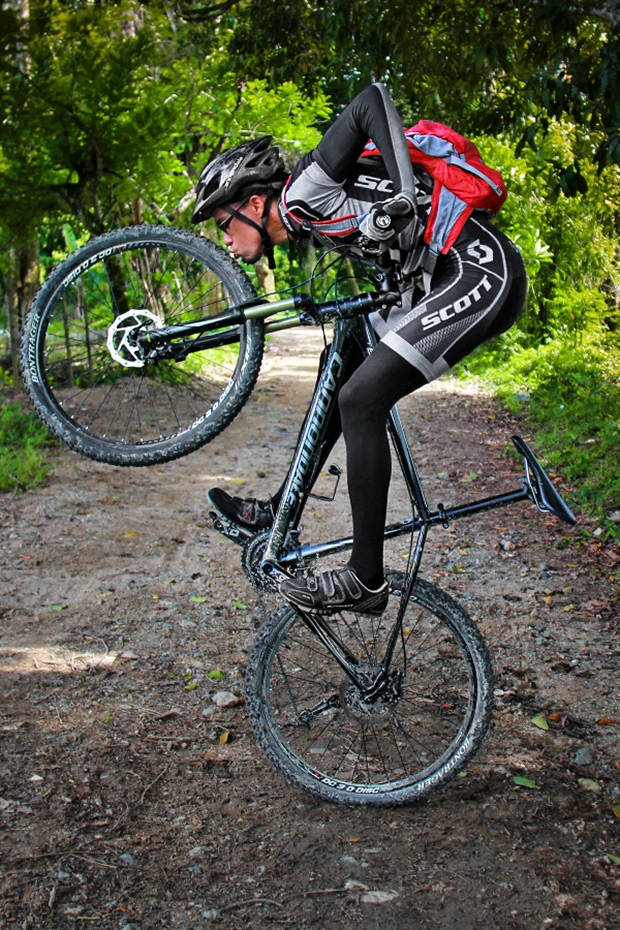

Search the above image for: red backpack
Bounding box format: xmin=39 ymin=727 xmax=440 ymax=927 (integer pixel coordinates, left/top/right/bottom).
xmin=362 ymin=120 xmax=507 ymax=267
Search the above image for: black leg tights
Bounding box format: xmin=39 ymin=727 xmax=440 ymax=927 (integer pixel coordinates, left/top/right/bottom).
xmin=337 ymin=343 xmax=426 ymax=586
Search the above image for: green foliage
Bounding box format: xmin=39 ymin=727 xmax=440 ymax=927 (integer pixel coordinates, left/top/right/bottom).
xmin=461 ymin=334 xmax=620 ymax=534
xmin=463 ymin=120 xmax=620 ymax=535
xmin=229 ymin=1 xmax=620 ymax=171
xmin=476 ymin=125 xmax=620 ymax=342
xmin=1 ymin=0 xmax=619 ymax=529
xmin=0 ymin=2 xmax=330 ymax=241
xmin=0 ymin=401 xmax=55 ymax=493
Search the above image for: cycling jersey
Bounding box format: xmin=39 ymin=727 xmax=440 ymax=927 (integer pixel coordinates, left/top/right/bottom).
xmin=278 ymin=83 xmax=526 ymax=381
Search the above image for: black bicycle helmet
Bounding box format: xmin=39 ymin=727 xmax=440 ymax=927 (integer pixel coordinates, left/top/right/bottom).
xmin=192 ymin=136 xmax=288 ymax=223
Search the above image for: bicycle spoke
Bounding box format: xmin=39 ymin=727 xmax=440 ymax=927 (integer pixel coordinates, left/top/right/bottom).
xmin=23 ymin=226 xmax=264 ymax=464
xmin=247 ymin=580 xmax=493 ymax=805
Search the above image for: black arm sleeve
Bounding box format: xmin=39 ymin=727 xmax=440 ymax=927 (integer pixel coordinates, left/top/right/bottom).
xmin=313 ymin=83 xmax=416 ymax=202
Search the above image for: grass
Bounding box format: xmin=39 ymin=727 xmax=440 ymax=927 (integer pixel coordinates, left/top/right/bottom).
xmin=0 ymin=398 xmax=55 ymax=493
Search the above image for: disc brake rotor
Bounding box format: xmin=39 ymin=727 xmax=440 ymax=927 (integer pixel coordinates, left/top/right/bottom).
xmin=340 ymin=665 xmax=401 ymax=723
xmin=106 ymin=309 xmax=164 ymax=368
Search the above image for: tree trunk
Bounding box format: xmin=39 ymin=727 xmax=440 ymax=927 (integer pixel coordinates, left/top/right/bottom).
xmin=8 ymin=239 xmax=40 ymax=395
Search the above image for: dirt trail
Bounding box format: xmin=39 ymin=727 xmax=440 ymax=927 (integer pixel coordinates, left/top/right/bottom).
xmin=1 ymin=329 xmax=619 ymax=930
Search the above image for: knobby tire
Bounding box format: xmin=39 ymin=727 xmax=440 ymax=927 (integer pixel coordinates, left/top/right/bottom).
xmin=245 ymin=577 xmax=494 ymax=807
xmin=20 ymin=225 xmax=263 ymax=466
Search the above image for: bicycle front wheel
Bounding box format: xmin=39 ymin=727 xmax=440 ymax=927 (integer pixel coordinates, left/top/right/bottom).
xmin=246 ymin=577 xmax=494 ymax=806
xmin=21 ymin=225 xmax=263 ymax=466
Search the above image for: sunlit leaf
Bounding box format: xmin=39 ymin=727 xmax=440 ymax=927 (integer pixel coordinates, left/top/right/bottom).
xmin=514 ymin=775 xmax=541 ymax=789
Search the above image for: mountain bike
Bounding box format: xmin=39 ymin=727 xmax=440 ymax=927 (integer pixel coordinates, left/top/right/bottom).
xmin=20 ymin=224 xmax=576 ymax=806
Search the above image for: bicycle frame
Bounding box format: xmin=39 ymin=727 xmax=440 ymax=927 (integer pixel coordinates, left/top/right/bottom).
xmin=174 ymin=286 xmax=575 ymax=697
xmin=251 ymin=310 xmax=553 ymax=695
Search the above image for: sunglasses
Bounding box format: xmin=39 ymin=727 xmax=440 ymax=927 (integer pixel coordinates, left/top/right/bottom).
xmin=215 ymin=213 xmax=234 ymax=234
xmin=215 ymin=199 xmax=250 ymax=234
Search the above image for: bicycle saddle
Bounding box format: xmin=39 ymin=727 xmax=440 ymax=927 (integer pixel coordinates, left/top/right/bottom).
xmin=512 ymin=435 xmax=576 ymax=526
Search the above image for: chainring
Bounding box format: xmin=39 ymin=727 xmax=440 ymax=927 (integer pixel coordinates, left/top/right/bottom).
xmin=241 ymin=531 xmax=279 ymax=592
xmin=241 ymin=530 xmax=310 ymax=592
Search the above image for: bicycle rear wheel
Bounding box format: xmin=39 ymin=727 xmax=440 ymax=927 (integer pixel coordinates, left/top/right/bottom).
xmin=246 ymin=577 xmax=493 ymax=806
xmin=21 ymin=225 xmax=263 ymax=466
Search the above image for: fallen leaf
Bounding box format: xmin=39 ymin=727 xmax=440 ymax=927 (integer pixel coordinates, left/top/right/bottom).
xmin=184 ymin=681 xmax=197 ymax=691
xmin=513 ymin=775 xmax=541 ymax=789
xmin=607 ymin=853 xmax=620 ymax=865
xmin=208 ymin=669 xmax=225 ymax=680
xmin=597 ymin=717 xmax=616 ymax=726
xmin=578 ymin=778 xmax=602 ymax=792
xmin=189 ymin=596 xmax=207 ymax=604
xmin=612 ymin=807 xmax=620 ymax=819
xmin=531 ymin=715 xmax=549 ymax=731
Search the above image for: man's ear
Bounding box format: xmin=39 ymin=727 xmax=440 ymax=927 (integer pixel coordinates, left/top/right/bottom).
xmin=247 ymin=194 xmax=267 ymax=217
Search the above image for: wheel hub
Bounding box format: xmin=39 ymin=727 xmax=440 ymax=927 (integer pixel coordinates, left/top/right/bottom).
xmin=340 ymin=665 xmax=402 ymax=723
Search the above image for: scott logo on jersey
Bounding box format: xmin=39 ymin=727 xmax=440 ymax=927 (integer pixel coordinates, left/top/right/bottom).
xmin=420 ymin=275 xmax=493 ymax=331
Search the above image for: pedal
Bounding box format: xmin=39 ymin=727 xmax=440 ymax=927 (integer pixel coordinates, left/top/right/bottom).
xmin=208 ymin=510 xmax=253 ymax=547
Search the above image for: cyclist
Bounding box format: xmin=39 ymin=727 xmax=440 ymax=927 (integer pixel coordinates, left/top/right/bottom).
xmin=193 ymin=82 xmax=527 ymax=616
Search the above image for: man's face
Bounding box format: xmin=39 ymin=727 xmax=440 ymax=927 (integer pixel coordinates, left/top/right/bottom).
xmin=213 ymin=199 xmax=264 ymax=264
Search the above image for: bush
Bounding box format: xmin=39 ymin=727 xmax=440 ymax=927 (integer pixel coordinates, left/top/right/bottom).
xmin=0 ymin=401 xmax=55 ymax=492
xmin=460 ymin=334 xmax=620 ymax=536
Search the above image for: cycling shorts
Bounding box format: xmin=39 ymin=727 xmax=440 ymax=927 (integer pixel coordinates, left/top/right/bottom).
xmin=371 ymin=215 xmax=527 ymax=382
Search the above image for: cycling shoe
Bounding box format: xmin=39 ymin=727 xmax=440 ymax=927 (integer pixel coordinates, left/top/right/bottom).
xmin=208 ymin=488 xmax=274 ymax=535
xmin=280 ymin=567 xmax=388 ymax=616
